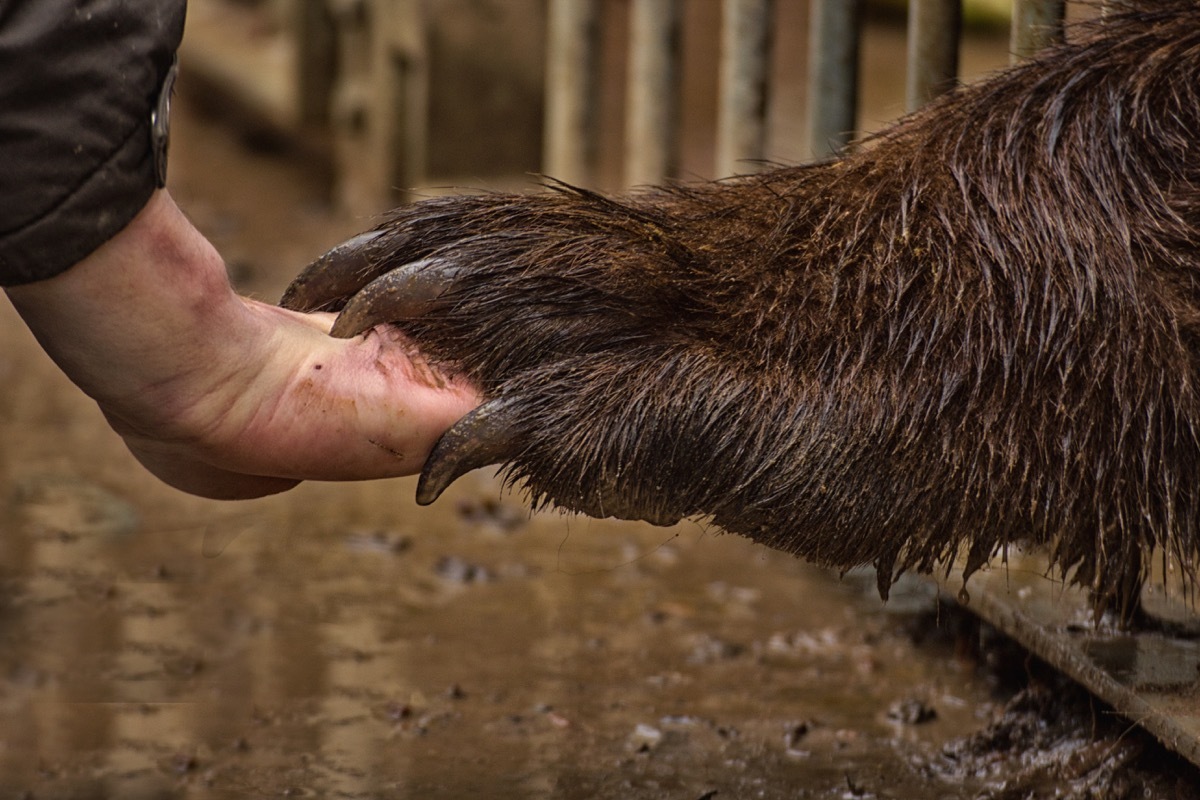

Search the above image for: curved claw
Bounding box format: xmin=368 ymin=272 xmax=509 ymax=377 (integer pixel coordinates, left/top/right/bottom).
xmin=280 ymin=230 xmax=388 ymax=312
xmin=329 ymin=258 xmax=461 ymax=338
xmin=417 ymin=397 xmax=525 ymax=505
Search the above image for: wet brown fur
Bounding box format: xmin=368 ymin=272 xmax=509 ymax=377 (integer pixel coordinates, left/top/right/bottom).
xmin=287 ymin=3 xmax=1200 ymax=621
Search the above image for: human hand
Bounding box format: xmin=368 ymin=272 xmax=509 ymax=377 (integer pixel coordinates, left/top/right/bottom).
xmin=5 ymin=190 xmax=479 ymax=499
xmin=279 ymin=183 xmax=776 ymax=529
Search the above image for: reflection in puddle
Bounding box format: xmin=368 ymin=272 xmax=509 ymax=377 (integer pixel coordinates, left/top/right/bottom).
xmin=0 ymin=463 xmax=1009 ymax=798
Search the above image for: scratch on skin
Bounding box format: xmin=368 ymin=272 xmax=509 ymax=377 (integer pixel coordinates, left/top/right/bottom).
xmin=367 ymin=325 xmax=451 ymax=390
xmin=367 ymin=438 xmax=405 ymax=461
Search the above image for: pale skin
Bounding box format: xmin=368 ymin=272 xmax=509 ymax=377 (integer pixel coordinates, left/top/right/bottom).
xmin=4 ymin=189 xmax=481 ymax=500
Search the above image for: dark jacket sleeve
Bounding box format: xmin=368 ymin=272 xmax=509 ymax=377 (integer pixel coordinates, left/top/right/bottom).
xmin=0 ymin=0 xmax=186 ymax=286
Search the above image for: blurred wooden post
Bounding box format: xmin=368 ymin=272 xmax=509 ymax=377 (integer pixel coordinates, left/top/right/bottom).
xmin=806 ymin=0 xmax=861 ymax=159
xmin=1010 ymin=0 xmax=1066 ymax=62
xmin=905 ymin=0 xmax=961 ymax=113
xmin=374 ymin=0 xmax=429 ymax=205
xmin=625 ymin=0 xmax=681 ymax=187
xmin=544 ymin=0 xmax=600 ymax=185
xmin=327 ymin=0 xmax=428 ymax=215
xmin=292 ymin=0 xmax=337 ymax=125
xmin=327 ymin=0 xmax=374 ymax=213
xmin=716 ymin=0 xmax=773 ymax=177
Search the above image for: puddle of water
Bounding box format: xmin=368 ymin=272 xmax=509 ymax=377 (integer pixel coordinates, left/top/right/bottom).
xmin=0 ymin=460 xmax=996 ymax=798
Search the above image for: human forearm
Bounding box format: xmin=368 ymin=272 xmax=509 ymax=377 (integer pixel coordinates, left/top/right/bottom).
xmin=6 ymin=191 xmax=479 ymax=499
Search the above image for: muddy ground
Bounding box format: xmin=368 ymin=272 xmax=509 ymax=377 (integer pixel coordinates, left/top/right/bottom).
xmin=2 ymin=10 xmax=1200 ymax=800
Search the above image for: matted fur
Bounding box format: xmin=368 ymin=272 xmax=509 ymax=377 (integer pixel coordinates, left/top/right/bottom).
xmin=284 ymin=2 xmax=1200 ymax=620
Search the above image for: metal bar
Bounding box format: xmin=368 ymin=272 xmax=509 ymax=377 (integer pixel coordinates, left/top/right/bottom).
xmin=1010 ymin=0 xmax=1066 ymax=63
xmin=716 ymin=0 xmax=774 ymax=177
xmin=625 ymin=0 xmax=681 ymax=187
xmin=806 ymin=0 xmax=862 ymax=159
xmin=544 ymin=0 xmax=600 ymax=185
xmin=905 ymin=0 xmax=961 ymax=113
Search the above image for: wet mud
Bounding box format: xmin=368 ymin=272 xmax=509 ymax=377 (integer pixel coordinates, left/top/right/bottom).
xmin=2 ymin=18 xmax=1199 ymax=799
xmin=1 ymin=464 xmax=1194 ymax=800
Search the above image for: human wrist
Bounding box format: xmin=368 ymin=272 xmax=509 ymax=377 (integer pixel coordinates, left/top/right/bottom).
xmin=5 ymin=190 xmax=251 ymax=427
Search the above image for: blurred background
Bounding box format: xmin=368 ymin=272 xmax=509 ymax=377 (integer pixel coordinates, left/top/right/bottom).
xmin=180 ymin=0 xmax=1015 ymax=215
